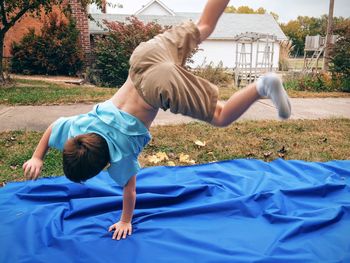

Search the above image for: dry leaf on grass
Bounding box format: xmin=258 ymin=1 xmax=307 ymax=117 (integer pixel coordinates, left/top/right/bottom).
xmin=278 ymin=153 xmax=285 ymax=158
xmin=167 ymin=161 xmax=176 ymax=166
xmin=156 ymin=152 xmax=169 ymax=161
xmin=147 ymin=152 xmax=169 ymax=164
xmin=194 ymin=140 xmax=206 ymax=147
xmin=10 ymin=165 xmax=18 ymax=170
xmin=277 ymin=146 xmax=287 ymax=154
xmin=147 ymin=155 xmax=161 ymax=164
xmin=179 ymin=153 xmax=196 ymax=164
xmin=263 ymin=152 xmax=272 ymax=158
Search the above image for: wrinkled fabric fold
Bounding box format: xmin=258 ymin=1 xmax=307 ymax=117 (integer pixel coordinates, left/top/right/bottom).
xmin=0 ymin=159 xmax=350 ymax=263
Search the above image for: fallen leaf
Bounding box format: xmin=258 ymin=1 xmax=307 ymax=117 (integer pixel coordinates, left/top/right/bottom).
xmin=147 ymin=155 xmax=161 ymax=164
xmin=277 ymin=146 xmax=287 ymax=154
xmin=179 ymin=153 xmax=196 ymax=164
xmin=278 ymin=153 xmax=285 ymax=158
xmin=156 ymin=152 xmax=169 ymax=161
xmin=179 ymin=153 xmax=189 ymax=162
xmin=167 ymin=161 xmax=176 ymax=166
xmin=263 ymin=151 xmax=272 ymax=158
xmin=319 ymin=137 xmax=328 ymax=143
xmin=10 ymin=165 xmax=18 ymax=170
xmin=194 ymin=140 xmax=206 ymax=147
xmin=147 ymin=152 xmax=170 ymax=164
xmin=168 ymin=152 xmax=176 ymax=159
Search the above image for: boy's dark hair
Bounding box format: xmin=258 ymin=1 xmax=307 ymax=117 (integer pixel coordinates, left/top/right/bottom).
xmin=63 ymin=133 xmax=110 ymax=183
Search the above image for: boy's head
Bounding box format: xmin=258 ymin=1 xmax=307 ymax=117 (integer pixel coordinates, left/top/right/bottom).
xmin=63 ymin=133 xmax=110 ymax=183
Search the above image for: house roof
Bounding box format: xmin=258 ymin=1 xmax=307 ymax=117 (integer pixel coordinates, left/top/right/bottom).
xmin=134 ymin=0 xmax=176 ymax=16
xmin=89 ymin=13 xmax=288 ymax=41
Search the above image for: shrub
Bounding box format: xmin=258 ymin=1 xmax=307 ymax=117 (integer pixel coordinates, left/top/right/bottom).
xmin=284 ymin=72 xmax=341 ymax=92
xmin=278 ymin=40 xmax=293 ymax=71
xmin=92 ymin=16 xmax=166 ymax=87
xmin=11 ymin=12 xmax=83 ymax=76
xmin=191 ymin=60 xmax=232 ymax=86
xmin=329 ymin=24 xmax=350 ymax=92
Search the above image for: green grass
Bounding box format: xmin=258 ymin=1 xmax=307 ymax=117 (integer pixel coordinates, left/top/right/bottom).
xmin=1 ymin=119 xmax=349 ymax=185
xmin=0 ymin=78 xmax=116 ymax=105
xmin=287 ymin=58 xmax=324 ymax=71
xmin=0 ymin=77 xmax=349 ymax=107
xmin=219 ymin=83 xmax=350 ymax=100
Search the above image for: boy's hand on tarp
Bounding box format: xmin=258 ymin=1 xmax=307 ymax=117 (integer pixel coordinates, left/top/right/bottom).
xmin=23 ymin=157 xmax=43 ymax=180
xmin=109 ymin=221 xmax=132 ymax=240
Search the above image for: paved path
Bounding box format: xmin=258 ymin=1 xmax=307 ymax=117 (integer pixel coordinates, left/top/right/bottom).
xmin=0 ymin=98 xmax=349 ymax=132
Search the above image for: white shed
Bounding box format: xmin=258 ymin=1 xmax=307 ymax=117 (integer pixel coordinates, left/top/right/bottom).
xmin=89 ymin=0 xmax=287 ymax=70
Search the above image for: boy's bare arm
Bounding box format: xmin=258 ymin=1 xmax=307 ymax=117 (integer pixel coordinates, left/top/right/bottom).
xmin=121 ymin=175 xmax=137 ymax=223
xmin=23 ymin=123 xmax=53 ymax=180
xmin=197 ymin=0 xmax=230 ymax=42
xmin=109 ymin=175 xmax=136 ymax=240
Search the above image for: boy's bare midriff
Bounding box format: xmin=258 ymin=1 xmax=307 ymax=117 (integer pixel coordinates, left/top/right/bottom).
xmin=111 ymin=76 xmax=159 ymax=129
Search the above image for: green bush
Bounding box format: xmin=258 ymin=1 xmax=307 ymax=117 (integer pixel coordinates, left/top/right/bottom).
xmin=284 ymin=72 xmax=340 ymax=92
xmin=191 ymin=60 xmax=232 ymax=86
xmin=329 ymin=24 xmax=350 ymax=92
xmin=11 ymin=13 xmax=83 ymax=76
xmin=92 ymin=16 xmax=166 ymax=87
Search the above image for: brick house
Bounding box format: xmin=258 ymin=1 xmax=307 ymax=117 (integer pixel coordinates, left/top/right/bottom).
xmin=5 ymin=0 xmax=287 ymax=71
xmin=3 ymin=0 xmax=99 ymax=62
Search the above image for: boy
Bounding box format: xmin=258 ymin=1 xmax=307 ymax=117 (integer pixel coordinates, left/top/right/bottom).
xmin=23 ymin=0 xmax=291 ymax=241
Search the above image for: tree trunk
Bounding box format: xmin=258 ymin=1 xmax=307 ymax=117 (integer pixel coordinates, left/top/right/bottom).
xmin=0 ymin=34 xmax=5 ymax=84
xmin=323 ymin=0 xmax=335 ymax=71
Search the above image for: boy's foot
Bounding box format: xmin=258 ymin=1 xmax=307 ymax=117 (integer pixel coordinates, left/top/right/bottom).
xmin=256 ymin=73 xmax=291 ymax=119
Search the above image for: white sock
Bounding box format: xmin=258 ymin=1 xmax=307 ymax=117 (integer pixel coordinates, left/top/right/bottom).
xmin=256 ymin=73 xmax=291 ymax=119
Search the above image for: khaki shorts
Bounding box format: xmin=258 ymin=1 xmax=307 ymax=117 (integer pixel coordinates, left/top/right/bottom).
xmin=129 ymin=21 xmax=219 ymax=123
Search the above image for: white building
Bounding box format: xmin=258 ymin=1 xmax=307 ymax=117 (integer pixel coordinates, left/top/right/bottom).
xmin=89 ymin=0 xmax=287 ymax=70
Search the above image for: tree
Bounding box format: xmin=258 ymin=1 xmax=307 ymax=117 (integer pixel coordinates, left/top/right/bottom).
xmin=93 ymin=16 xmax=166 ymax=87
xmin=236 ymin=6 xmax=255 ymax=14
xmin=0 ymin=0 xmax=103 ymax=84
xmin=329 ymin=22 xmax=350 ymax=91
xmin=323 ymin=0 xmax=335 ymax=71
xmin=11 ymin=12 xmax=83 ymax=75
xmin=224 ymin=5 xmax=279 ymax=21
xmin=280 ymin=15 xmax=348 ymax=57
xmin=224 ymin=6 xmax=236 ymax=13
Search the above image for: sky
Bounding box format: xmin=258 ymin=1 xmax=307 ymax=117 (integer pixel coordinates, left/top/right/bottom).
xmin=91 ymin=0 xmax=350 ymax=23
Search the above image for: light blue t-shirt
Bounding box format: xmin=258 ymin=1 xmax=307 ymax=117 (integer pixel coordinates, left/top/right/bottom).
xmin=48 ymin=100 xmax=151 ymax=187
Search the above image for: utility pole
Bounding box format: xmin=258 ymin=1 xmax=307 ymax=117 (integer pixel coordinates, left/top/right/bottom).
xmin=323 ymin=0 xmax=335 ymax=71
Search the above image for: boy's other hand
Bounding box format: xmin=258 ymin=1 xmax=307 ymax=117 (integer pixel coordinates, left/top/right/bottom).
xmin=23 ymin=157 xmax=43 ymax=180
xmin=108 ymin=221 xmax=132 ymax=240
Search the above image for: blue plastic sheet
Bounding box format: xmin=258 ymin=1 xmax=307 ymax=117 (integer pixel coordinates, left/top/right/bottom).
xmin=1 ymin=159 xmax=350 ymax=263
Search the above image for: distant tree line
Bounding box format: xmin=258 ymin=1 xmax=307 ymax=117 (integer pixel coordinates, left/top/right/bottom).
xmin=225 ymin=5 xmax=349 ymax=57
xmin=280 ymin=16 xmax=349 ymax=57
xmin=224 ymin=5 xmax=279 ymax=21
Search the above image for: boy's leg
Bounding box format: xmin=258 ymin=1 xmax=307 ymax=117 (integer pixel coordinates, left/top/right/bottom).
xmin=194 ymin=1 xmax=291 ymax=127
xmin=211 ymin=74 xmax=291 ymax=127
xmin=211 ymin=83 xmax=260 ymax=127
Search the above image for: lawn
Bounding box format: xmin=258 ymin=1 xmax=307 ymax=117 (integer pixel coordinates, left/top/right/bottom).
xmin=0 ymin=78 xmax=116 ymax=105
xmin=287 ymin=58 xmax=324 ymax=71
xmin=0 ymin=77 xmax=349 ymax=106
xmin=1 ymin=119 xmax=349 ymax=185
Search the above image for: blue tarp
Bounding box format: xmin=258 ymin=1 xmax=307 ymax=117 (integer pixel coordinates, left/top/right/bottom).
xmin=0 ymin=159 xmax=350 ymax=263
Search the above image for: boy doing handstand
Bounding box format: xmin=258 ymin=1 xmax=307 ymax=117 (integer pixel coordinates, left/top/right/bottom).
xmin=23 ymin=0 xmax=291 ymax=241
